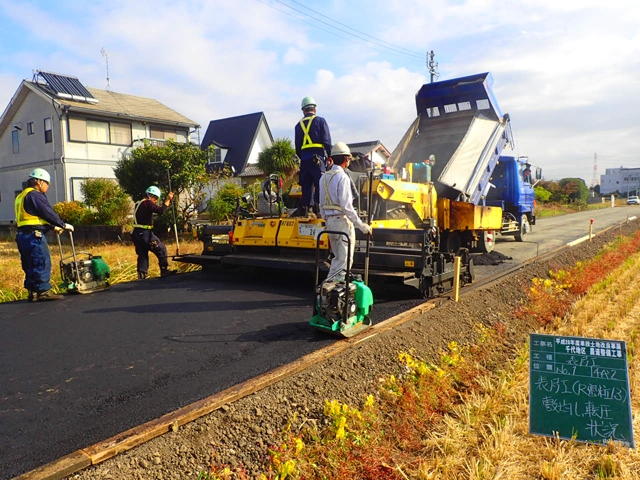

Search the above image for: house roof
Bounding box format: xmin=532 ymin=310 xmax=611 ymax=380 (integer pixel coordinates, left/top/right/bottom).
xmin=238 ymin=165 xmax=265 ymax=177
xmin=200 ymin=112 xmax=273 ymax=176
xmin=28 ymin=82 xmax=199 ymax=128
xmin=347 ymin=140 xmax=391 ymax=157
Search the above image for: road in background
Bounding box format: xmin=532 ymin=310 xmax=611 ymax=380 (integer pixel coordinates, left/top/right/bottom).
xmin=493 ymin=205 xmax=637 ymax=263
xmin=0 ymin=205 xmax=635 ymax=479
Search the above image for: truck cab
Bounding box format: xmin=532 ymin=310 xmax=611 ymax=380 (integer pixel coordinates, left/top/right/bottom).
xmin=486 ymin=156 xmax=536 ymax=241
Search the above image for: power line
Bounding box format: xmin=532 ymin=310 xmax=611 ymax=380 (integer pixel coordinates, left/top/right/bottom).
xmin=282 ymin=0 xmax=425 ymax=58
xmin=256 ymin=0 xmax=425 ymax=62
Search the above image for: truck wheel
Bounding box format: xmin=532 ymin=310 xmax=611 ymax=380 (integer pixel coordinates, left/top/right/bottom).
xmin=477 ymin=230 xmax=495 ymax=253
xmin=515 ymin=215 xmax=530 ymax=242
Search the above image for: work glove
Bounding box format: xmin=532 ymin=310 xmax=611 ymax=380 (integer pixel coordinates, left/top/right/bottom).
xmin=358 ymin=223 xmax=373 ymax=235
xmin=53 ymin=226 xmax=64 ymax=234
xmin=64 ymin=223 xmax=74 ymax=232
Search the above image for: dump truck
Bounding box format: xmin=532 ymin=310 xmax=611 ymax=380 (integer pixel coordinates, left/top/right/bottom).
xmin=177 ymin=72 xmax=531 ymax=297
xmin=385 ymin=71 xmax=538 ymax=252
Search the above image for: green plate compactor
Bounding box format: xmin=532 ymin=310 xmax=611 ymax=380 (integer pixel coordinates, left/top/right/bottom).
xmin=310 ymin=230 xmax=373 ymax=338
xmin=57 ymin=230 xmax=111 ymax=294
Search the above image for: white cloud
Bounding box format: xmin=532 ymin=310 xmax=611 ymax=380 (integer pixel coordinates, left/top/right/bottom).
xmin=1 ymin=0 xmax=639 ymax=184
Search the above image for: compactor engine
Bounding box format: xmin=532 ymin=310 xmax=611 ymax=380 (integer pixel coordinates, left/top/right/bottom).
xmin=316 ymin=280 xmax=358 ymax=325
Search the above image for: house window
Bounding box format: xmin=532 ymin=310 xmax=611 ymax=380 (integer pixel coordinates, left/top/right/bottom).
xmin=12 ymin=130 xmax=19 ymax=154
xmin=27 ymin=122 xmax=34 ymax=135
xmin=68 ymin=117 xmax=132 ymax=145
xmin=87 ymin=120 xmax=110 ymax=143
xmin=110 ymin=122 xmax=132 ymax=145
xmin=44 ymin=117 xmax=53 ymax=143
xmin=150 ymin=126 xmax=187 ymax=142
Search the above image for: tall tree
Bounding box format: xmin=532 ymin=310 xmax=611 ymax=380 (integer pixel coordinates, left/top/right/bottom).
xmin=559 ymin=177 xmax=589 ymax=203
xmin=114 ymin=140 xmax=214 ymax=225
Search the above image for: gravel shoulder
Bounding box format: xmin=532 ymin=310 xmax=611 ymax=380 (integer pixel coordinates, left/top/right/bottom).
xmin=67 ymin=221 xmax=640 ymax=480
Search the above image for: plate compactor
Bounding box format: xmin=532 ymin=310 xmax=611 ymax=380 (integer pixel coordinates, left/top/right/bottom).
xmin=310 ymin=230 xmax=373 ymax=337
xmin=57 ymin=231 xmax=111 ymax=294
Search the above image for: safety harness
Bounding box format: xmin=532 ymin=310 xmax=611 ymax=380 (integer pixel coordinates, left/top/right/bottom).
xmin=299 ymin=115 xmax=323 ymax=150
xmin=321 ymin=168 xmax=344 ymax=213
xmin=133 ymin=200 xmax=153 ymax=229
xmin=15 ymin=188 xmax=47 ymax=227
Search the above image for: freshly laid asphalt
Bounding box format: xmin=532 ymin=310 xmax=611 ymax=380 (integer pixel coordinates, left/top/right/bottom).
xmin=0 ymin=267 xmax=423 ymax=479
xmin=1 ymin=205 xmax=636 ymax=479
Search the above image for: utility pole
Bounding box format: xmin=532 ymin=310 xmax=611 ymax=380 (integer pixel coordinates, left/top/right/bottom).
xmin=426 ymin=50 xmax=439 ymax=83
xmin=591 ymin=152 xmax=599 ymax=188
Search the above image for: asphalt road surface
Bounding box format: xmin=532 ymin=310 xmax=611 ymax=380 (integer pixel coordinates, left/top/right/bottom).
xmin=0 ymin=205 xmax=635 ymax=479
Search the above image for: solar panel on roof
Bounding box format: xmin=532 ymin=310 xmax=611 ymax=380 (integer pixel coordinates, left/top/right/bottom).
xmin=36 ymin=70 xmax=95 ymax=100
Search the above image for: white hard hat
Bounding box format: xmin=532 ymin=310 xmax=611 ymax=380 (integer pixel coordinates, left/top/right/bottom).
xmin=330 ymin=142 xmax=351 ymax=157
xmin=301 ymin=96 xmax=316 ymax=109
xmin=146 ymin=185 xmax=161 ymax=198
xmin=29 ymin=168 xmax=51 ymax=183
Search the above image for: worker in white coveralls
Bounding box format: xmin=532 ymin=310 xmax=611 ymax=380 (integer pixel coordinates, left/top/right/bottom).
xmin=319 ymin=142 xmax=373 ymax=281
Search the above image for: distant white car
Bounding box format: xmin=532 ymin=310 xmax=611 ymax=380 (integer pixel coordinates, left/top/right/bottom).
xmin=627 ymin=196 xmax=640 ymax=205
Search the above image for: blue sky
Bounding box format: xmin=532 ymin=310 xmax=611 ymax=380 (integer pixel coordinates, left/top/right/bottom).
xmin=1 ymin=0 xmax=638 ymax=184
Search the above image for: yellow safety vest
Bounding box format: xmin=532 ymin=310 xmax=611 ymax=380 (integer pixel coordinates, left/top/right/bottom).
xmin=15 ymin=187 xmax=48 ymax=228
xmin=321 ymin=169 xmax=343 ymax=212
xmin=133 ymin=200 xmax=153 ymax=229
xmin=299 ymin=115 xmax=323 ymax=150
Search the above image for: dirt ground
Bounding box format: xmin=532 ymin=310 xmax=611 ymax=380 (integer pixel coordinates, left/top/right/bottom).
xmin=67 ymin=222 xmax=639 ymax=480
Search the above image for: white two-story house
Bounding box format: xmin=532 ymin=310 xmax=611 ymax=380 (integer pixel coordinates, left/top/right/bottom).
xmin=0 ymin=70 xmax=199 ymax=224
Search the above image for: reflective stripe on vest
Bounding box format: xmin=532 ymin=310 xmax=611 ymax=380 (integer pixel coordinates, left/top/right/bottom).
xmin=15 ymin=188 xmax=48 ymax=228
xmin=299 ymin=116 xmax=323 ymax=150
xmin=133 ymin=200 xmax=153 ymax=229
xmin=321 ymin=169 xmax=343 ymax=212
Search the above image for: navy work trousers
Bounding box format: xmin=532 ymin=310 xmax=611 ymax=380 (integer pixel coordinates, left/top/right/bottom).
xmin=16 ymin=230 xmax=52 ymax=293
xmin=299 ymin=156 xmax=325 ymax=207
xmin=131 ymin=229 xmax=169 ymax=274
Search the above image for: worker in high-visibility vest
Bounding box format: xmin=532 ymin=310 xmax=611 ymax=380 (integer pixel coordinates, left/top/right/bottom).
xmin=131 ymin=186 xmax=176 ymax=280
xmin=14 ymin=168 xmax=74 ymax=301
xmin=319 ymin=142 xmax=372 ymax=281
xmin=294 ymin=96 xmax=332 ymax=216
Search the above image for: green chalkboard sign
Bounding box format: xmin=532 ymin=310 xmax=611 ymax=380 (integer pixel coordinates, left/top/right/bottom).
xmin=530 ymin=333 xmax=634 ymax=447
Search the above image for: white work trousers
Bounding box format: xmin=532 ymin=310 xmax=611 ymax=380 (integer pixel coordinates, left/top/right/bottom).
xmin=325 ymin=215 xmax=356 ymax=281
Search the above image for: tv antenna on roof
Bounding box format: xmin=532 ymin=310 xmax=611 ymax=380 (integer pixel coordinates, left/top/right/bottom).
xmin=101 ymin=47 xmax=113 ymax=91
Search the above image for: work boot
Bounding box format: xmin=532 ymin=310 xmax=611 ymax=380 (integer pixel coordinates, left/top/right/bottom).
xmin=137 ymin=272 xmax=148 ymax=280
xmin=36 ymin=290 xmax=64 ymax=301
xmin=306 ymin=206 xmax=317 ymax=219
xmin=160 ymin=268 xmax=177 ymax=277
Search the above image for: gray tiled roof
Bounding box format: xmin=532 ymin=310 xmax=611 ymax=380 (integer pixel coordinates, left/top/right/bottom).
xmin=239 ymin=165 xmax=265 ymax=177
xmin=29 ymin=82 xmax=198 ymax=127
xmin=347 ymin=140 xmax=390 ymax=157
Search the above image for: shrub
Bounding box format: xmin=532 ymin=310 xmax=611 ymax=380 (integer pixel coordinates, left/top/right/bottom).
xmin=81 ymin=178 xmax=132 ymax=225
xmin=207 ymin=183 xmax=245 ymax=223
xmin=53 ymin=201 xmax=88 ymax=224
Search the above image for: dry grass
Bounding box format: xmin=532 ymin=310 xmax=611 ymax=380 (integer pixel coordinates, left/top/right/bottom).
xmin=418 ymin=251 xmax=640 ymax=480
xmin=0 ymin=237 xmax=202 ymax=303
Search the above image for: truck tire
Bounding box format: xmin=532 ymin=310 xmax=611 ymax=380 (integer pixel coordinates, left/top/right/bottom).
xmin=477 ymin=230 xmax=495 ymax=253
xmin=515 ymin=215 xmax=530 ymax=242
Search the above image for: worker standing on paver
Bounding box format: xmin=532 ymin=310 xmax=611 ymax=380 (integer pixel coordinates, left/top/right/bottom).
xmin=14 ymin=168 xmax=74 ymax=301
xmin=319 ymin=142 xmax=372 ymax=281
xmin=294 ymin=96 xmax=332 ymax=216
xmin=132 ymin=186 xmax=177 ymax=279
